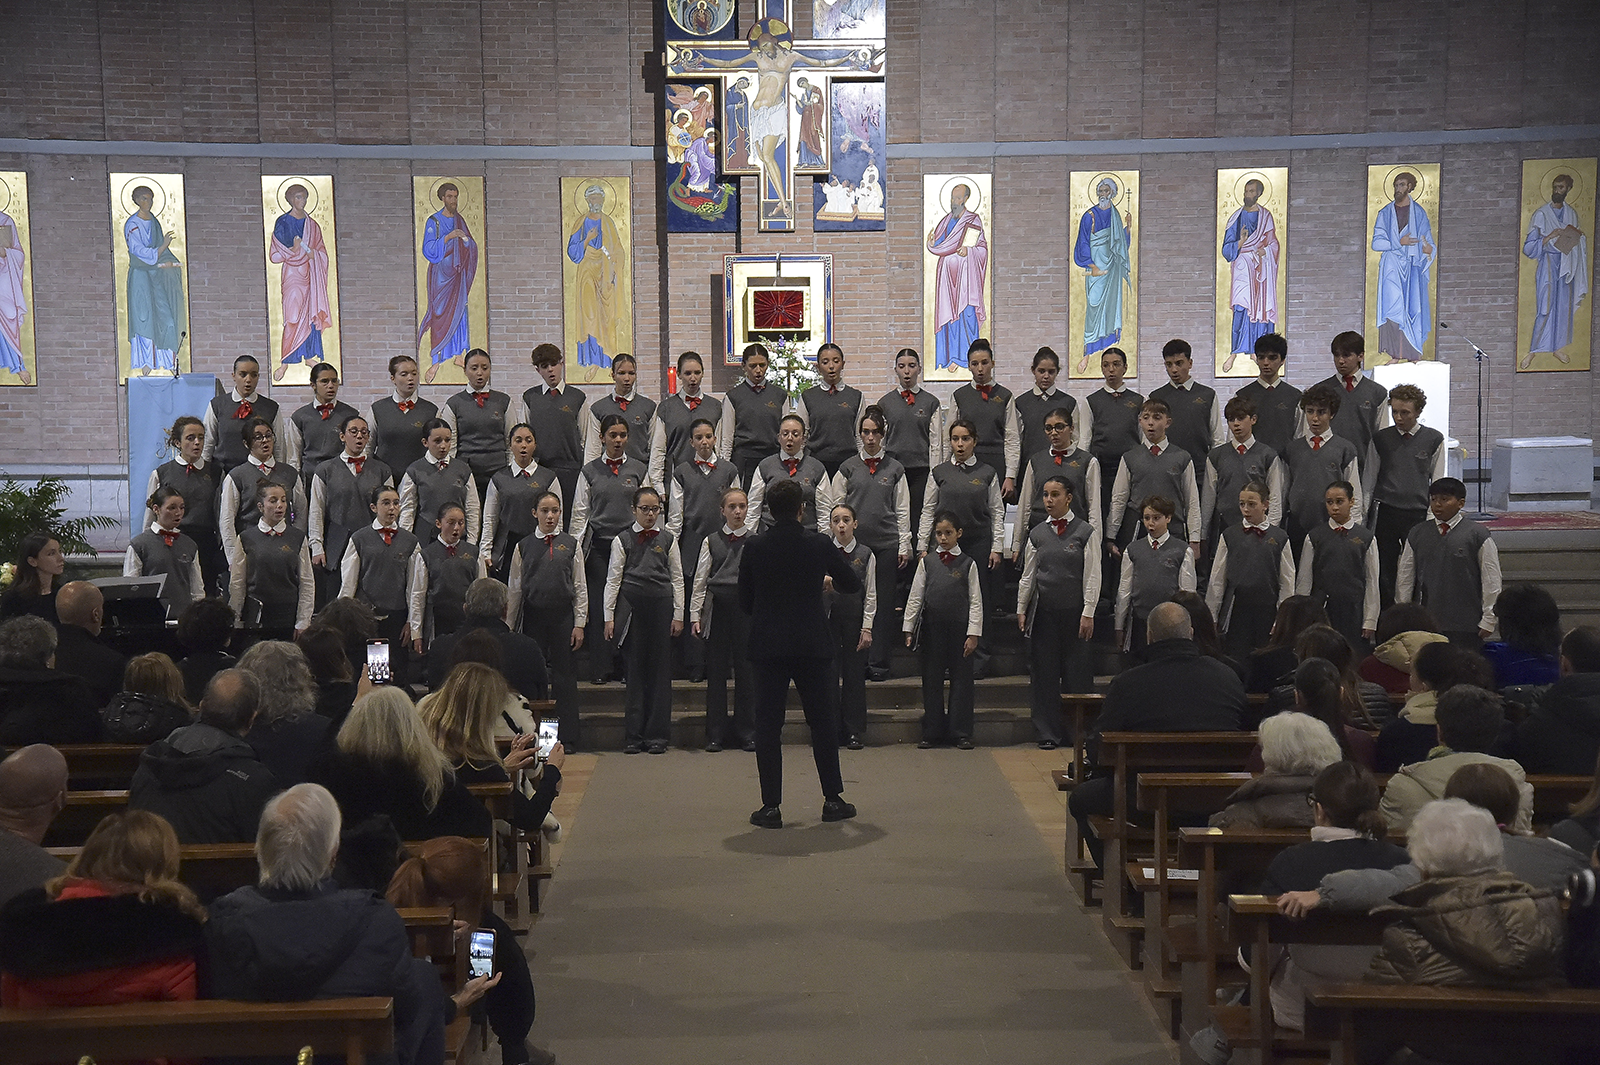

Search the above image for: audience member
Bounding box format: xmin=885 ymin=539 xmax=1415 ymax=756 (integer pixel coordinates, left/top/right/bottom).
xmin=128 ymin=669 xmax=279 ymax=843
xmin=0 ymin=615 xmax=100 ymax=745
xmin=0 ymin=532 xmax=64 ymax=625
xmin=237 ymin=640 xmax=333 ymax=785
xmin=207 ymin=783 xmax=495 ymax=1065
xmin=1379 ymin=685 xmax=1533 ymax=833
xmin=1549 ymin=749 xmax=1600 ymax=857
xmin=1169 ymin=589 xmax=1245 ymax=682
xmin=52 ymin=581 xmax=127 ymax=706
xmin=1481 ymin=583 xmax=1561 ymax=688
xmin=1210 ymin=711 xmax=1341 ymax=829
xmin=419 ymin=628 xmax=538 ymax=739
xmin=425 ymin=578 xmax=550 ymax=703
xmin=0 ymin=745 xmax=68 ymax=907
xmin=419 ymin=661 xmax=563 ymax=833
xmin=308 ymin=686 xmax=491 ymax=840
xmin=1376 ymin=640 xmax=1464 ymax=771
xmin=1069 ymin=602 xmax=1246 ymax=870
xmin=1359 ymin=602 xmax=1441 ymax=695
xmin=1244 ymin=595 xmax=1327 ymax=694
xmin=0 ymin=810 xmax=206 ymax=1009
xmin=298 ymin=622 xmax=359 ymax=725
xmin=1253 ymin=657 xmax=1377 ymax=770
xmin=388 ymin=836 xmax=553 ymax=1065
xmin=314 ymin=595 xmax=380 ymax=686
xmin=1514 ymin=625 xmax=1600 ymax=775
xmin=175 ymin=597 xmax=236 ymax=705
xmin=100 ymin=652 xmax=193 ymax=745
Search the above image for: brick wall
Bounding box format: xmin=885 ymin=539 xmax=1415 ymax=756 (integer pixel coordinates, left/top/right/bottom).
xmin=0 ymin=0 xmax=1596 ymax=483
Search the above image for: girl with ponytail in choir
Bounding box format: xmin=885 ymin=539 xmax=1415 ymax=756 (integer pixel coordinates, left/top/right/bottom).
xmin=146 ymin=415 xmax=224 ymax=596
xmin=228 ymin=479 xmax=314 ymax=643
xmin=125 ymin=486 xmax=205 ymax=620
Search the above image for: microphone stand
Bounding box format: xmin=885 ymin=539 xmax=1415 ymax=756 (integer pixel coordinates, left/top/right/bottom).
xmin=1440 ymin=321 xmax=1494 ymax=520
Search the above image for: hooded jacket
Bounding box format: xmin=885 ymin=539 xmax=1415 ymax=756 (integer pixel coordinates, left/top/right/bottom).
xmin=1360 ymin=629 xmax=1450 ymax=695
xmin=1366 ymin=870 xmax=1564 ymax=988
xmin=0 ymin=880 xmax=204 ymax=1009
xmin=1375 ymin=689 xmax=1439 ymax=772
xmin=1514 ymin=672 xmax=1600 ymax=775
xmin=1379 ymin=749 xmax=1535 ymax=834
xmin=1208 ymin=772 xmax=1318 ymax=830
xmin=129 ymin=722 xmax=279 ymax=844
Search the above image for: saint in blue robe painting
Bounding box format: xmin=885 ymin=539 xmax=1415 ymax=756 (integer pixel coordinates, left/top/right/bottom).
xmin=124 ymin=185 xmax=186 ymax=376
xmin=1072 ymin=178 xmax=1131 ymax=374
xmin=566 ymin=184 xmax=626 ymax=369
xmin=1371 ymin=171 xmax=1436 ymax=363
xmin=1521 ymin=172 xmax=1590 ymax=366
xmin=417 ymin=182 xmax=479 ymax=383
xmin=1220 ymin=179 xmax=1280 ymax=373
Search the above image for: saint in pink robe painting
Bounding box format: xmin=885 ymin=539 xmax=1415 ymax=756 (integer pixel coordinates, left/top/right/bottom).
xmin=926 ymin=182 xmax=988 ymax=370
xmin=269 ymin=183 xmax=333 ymax=382
xmin=0 ymin=210 xmax=28 ymax=382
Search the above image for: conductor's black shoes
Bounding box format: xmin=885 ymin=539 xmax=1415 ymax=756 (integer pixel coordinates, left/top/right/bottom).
xmin=821 ymin=798 xmax=857 ymax=822
xmin=749 ymin=806 xmax=782 ymax=829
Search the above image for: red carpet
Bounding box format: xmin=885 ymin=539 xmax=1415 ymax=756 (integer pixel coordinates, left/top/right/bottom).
xmin=1481 ymin=511 xmax=1600 ymax=531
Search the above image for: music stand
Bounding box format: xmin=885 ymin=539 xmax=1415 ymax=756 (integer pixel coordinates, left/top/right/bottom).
xmin=92 ymin=575 xmax=170 ymax=627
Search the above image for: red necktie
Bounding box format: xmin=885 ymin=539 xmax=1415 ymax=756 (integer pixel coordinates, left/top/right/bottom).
xmin=160 ymin=530 xmax=177 ymax=547
xmin=1052 ymin=451 xmax=1067 ymax=465
xmin=257 ymin=463 xmax=270 ymax=476
xmin=1150 ymin=445 xmax=1160 ymax=456
xmin=317 ymin=403 xmax=334 ymax=420
xmin=1336 ymin=526 xmax=1348 ymax=536
xmin=686 ymin=396 xmax=701 ymax=411
xmin=1311 ymin=437 xmax=1322 ymax=450
xmin=438 ymin=461 xmax=448 ymax=471
xmin=1248 ymin=527 xmax=1265 ymax=538
xmin=1050 ymin=519 xmax=1067 ymax=536
xmin=472 ymin=392 xmax=487 ymax=408
xmin=380 ymin=529 xmax=395 ymax=546
xmin=977 ymin=385 xmax=992 ymax=401
xmin=784 ymin=459 xmax=799 ymax=476
xmin=865 ymin=458 xmax=880 ymax=475
xmin=397 ymin=400 xmax=415 ymax=414
xmin=349 ymin=457 xmax=365 ymax=475
xmin=446 ymin=544 xmax=457 ymax=557
xmin=185 ymin=464 xmax=197 ymax=474
xmin=548 ymin=388 xmax=559 ymax=400
xmin=1344 ymin=376 xmax=1356 ymax=393
xmin=268 ymin=527 xmax=282 ymax=537
xmin=728 ymin=533 xmax=743 ymax=543
xmin=1401 ymin=432 xmax=1411 ymax=440
xmin=902 ymin=390 xmax=916 ymax=406
xmin=235 ymin=401 xmax=253 ymax=419
xmin=1439 ymin=522 xmax=1450 ymax=536
xmin=617 ymin=397 xmax=630 ymax=411
xmin=695 ymin=459 xmax=712 ymax=470
xmin=606 ymin=459 xmax=621 ymax=476
xmin=1237 ymin=444 xmax=1247 ymax=456
xmin=1150 ymin=539 xmax=1160 ymax=551
xmin=519 ymin=469 xmax=531 ymax=479
xmin=638 ymin=529 xmax=658 ymax=545
xmin=938 ymin=551 xmax=954 ymax=564
xmin=751 ymin=384 xmax=765 ymax=394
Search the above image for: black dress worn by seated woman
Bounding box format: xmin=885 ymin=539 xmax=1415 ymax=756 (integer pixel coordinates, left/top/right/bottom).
xmin=451 ymin=759 xmax=562 ymax=834
xmin=307 ymin=750 xmax=492 ymax=841
xmin=0 ymin=585 xmax=57 ymax=626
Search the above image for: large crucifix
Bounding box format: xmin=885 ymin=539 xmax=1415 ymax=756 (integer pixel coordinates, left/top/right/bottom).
xmin=665 ymin=0 xmax=885 ymax=232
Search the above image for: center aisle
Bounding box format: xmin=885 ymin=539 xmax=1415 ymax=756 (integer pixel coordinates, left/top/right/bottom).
xmin=529 ymin=746 xmax=1174 ymax=1064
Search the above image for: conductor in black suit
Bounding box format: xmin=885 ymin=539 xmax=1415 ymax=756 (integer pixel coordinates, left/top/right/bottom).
xmin=738 ymin=479 xmax=863 ymax=828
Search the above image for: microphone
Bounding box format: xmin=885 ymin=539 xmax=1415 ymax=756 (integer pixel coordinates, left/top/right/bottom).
xmin=1438 ymin=321 xmax=1450 ymax=329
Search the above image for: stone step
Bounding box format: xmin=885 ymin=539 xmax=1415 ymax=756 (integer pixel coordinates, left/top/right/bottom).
xmin=572 ymin=674 xmax=1045 ymax=715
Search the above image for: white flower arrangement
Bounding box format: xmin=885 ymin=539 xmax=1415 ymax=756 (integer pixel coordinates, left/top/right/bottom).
xmin=769 ymin=334 xmax=820 ymax=401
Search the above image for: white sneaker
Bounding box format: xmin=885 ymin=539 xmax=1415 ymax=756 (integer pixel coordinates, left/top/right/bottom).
xmin=541 ymin=813 xmax=563 ymax=844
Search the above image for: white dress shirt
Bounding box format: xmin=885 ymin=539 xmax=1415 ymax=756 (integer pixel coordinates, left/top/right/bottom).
xmin=360 ymin=390 xmax=425 ymax=458
xmin=1011 ymin=449 xmax=1103 ymax=554
xmin=665 ymin=454 xmax=723 ymax=538
xmin=1395 ymin=511 xmax=1502 ymax=634
xmin=218 ymin=457 xmax=309 ymax=567
xmin=828 ymin=447 xmax=912 ymax=556
xmin=1201 ymin=435 xmax=1286 ymax=530
xmin=1302 ymin=430 xmax=1366 ymax=525
xmin=202 ymin=388 xmax=287 ymax=464
xmin=308 ymin=454 xmax=394 ymax=560
xmin=397 ymin=458 xmax=482 ymax=544
xmin=228 ymin=518 xmax=315 ymax=631
xmin=688 ymin=523 xmax=752 ymax=635
xmin=123 ymin=523 xmax=206 ymax=605
xmin=1107 ymin=436 xmax=1203 ymax=541
xmin=1206 ymin=522 xmax=1298 ymax=628
xmin=829 ymin=536 xmax=878 ymax=629
xmin=1015 ymin=518 xmax=1103 ymax=623
xmin=514 ymin=381 xmax=591 ymax=446
xmin=603 ymin=522 xmax=686 ymax=625
xmin=337 ymin=519 xmax=425 ymax=636
xmin=481 ymin=460 xmax=561 ymax=567
xmin=440 ymin=388 xmax=512 ymax=464
xmin=917 ymin=457 xmax=1005 ymax=553
xmin=903 ymin=544 xmax=985 ymax=638
xmin=583 ymin=389 xmax=655 ymax=464
xmin=1296 ymin=519 xmax=1382 ymax=633
xmin=1114 ymin=531 xmax=1199 ymax=631
xmin=412 ymin=536 xmax=489 ymax=644
xmin=504 ymin=531 xmax=589 ymax=631
xmin=144 ymin=459 xmax=210 ymax=530
xmin=748 ymin=448 xmax=833 ymax=533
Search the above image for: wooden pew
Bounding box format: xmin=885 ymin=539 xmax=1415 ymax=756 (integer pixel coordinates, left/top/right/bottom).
xmin=0 ymin=997 xmax=394 ymax=1065
xmin=1053 ymin=693 xmax=1103 ymax=899
xmin=1306 ymin=984 xmax=1600 ymax=1065
xmin=7 ymin=743 xmax=147 ymax=788
xmin=1090 ymin=732 xmax=1260 ymax=966
xmin=1225 ymin=894 xmax=1392 ymax=1064
xmin=1527 ymin=774 xmax=1592 ymax=827
xmin=466 ymin=779 xmax=547 ymax=930
xmin=41 ymin=789 xmax=129 ymax=848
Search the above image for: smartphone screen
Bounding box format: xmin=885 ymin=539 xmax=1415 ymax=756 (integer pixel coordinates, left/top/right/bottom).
xmin=536 ymin=718 xmax=560 ymax=759
xmin=468 ymin=928 xmax=495 ymax=979
xmin=366 ymin=639 xmax=391 ymax=685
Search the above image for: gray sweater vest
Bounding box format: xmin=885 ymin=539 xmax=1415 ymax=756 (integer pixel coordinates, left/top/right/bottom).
xmin=581 ymin=457 xmax=647 ymax=541
xmin=1086 ymin=388 xmax=1144 ymax=462
xmin=827 ymin=541 xmax=873 ymax=626
xmin=1024 ymin=448 xmax=1091 ymax=529
xmin=621 ymin=530 xmax=676 ymax=601
xmin=239 ymin=525 xmax=306 ymax=622
xmin=800 ymin=385 xmax=863 ymax=469
xmin=923 ymin=552 xmax=977 ymax=617
xmin=725 ymin=381 xmax=784 ymax=458
xmin=488 ymin=466 xmax=557 ymax=563
xmin=520 ymin=386 xmax=585 ymax=469
xmin=1027 ymin=517 xmax=1093 ymax=615
xmin=518 ymin=533 xmax=579 ymax=613
xmin=131 ymin=530 xmax=200 ymax=616
xmin=227 ymin=461 xmax=301 ymax=531
xmin=1233 ymin=381 xmax=1301 ymax=457
xmin=1219 ymin=524 xmax=1289 ymax=613
xmin=1408 ymin=519 xmax=1491 ymax=629
xmin=349 ymin=526 xmax=418 ymax=616
xmin=155 ymin=460 xmax=218 ymax=533
xmin=1321 ymin=375 xmax=1387 ymax=466
xmin=446 ymin=390 xmax=512 ymax=476
xmin=1306 ymin=522 xmax=1373 ymax=607
xmin=675 ymin=460 xmax=739 ymax=570
xmin=1121 ymin=444 xmax=1193 ymax=515
xmin=1373 ymin=425 xmax=1445 ymax=509
xmin=656 ymin=393 xmax=724 ymax=475
xmin=315 ymin=457 xmax=395 ymax=564
xmin=929 ymin=461 xmax=999 ymax=549
xmin=369 ymin=396 xmax=439 ymax=473
xmin=589 ymin=393 xmax=658 ymax=465
xmin=421 ymin=539 xmax=480 ymax=636
xmin=290 ymin=401 xmax=357 ymax=485
xmin=1284 ymin=435 xmax=1359 ymax=527
xmin=1015 ymin=390 xmax=1076 ymax=464
xmin=952 ymin=383 xmax=1013 ymax=474
xmin=878 ymin=389 xmax=940 ymax=471
xmin=1150 ymin=382 xmax=1217 ymax=471
xmin=1208 ymin=439 xmax=1279 ymax=524
xmin=1126 ymin=536 xmax=1190 ymax=620
xmin=702 ymin=529 xmax=748 ymax=598
xmin=210 ymin=394 xmax=280 ymax=472
xmin=838 ymin=453 xmax=906 ymax=550
xmin=404 ymin=458 xmax=475 ymax=535
xmin=755 ymin=452 xmax=828 ymax=531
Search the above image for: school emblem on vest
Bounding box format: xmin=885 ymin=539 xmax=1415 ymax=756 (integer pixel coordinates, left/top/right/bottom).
xmin=968 ymin=477 xmax=984 ymax=487
xmin=279 ymin=542 xmax=293 ymax=554
xmin=555 ymin=543 xmax=570 ymax=555
xmin=1068 ymin=459 xmax=1082 ymax=469
xmin=651 ymin=544 xmax=666 ymax=556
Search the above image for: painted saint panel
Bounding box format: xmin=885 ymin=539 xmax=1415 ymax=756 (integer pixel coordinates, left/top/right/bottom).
xmin=1214 ymin=167 xmax=1287 ymax=378
xmin=922 ymin=173 xmax=991 ymax=380
xmin=0 ymin=172 xmax=36 ymax=386
xmin=413 ymin=176 xmax=487 ymax=387
xmin=260 ymin=175 xmax=341 ymax=386
xmin=1068 ymin=170 xmax=1138 ymax=380
xmin=665 ymin=83 xmax=738 ymax=233
xmin=1365 ymin=163 xmax=1440 ymax=366
xmin=812 ymin=82 xmax=884 ymax=232
xmin=110 ymin=173 xmax=190 ymax=382
xmin=1517 ymin=158 xmax=1594 ymax=372
xmin=561 ymin=177 xmax=632 ymax=386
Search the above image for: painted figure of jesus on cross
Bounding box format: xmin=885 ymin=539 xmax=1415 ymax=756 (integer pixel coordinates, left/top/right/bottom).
xmin=666 ymin=2 xmax=884 ymax=232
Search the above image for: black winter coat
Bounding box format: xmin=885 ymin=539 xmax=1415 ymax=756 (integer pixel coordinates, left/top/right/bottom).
xmin=307 ymin=749 xmax=491 ymax=842
xmin=1515 ymin=672 xmax=1600 ymax=776
xmin=129 ymin=723 xmax=279 ymax=844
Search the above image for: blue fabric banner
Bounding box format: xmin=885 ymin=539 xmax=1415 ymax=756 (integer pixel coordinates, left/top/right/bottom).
xmin=126 ymin=373 xmax=218 ymax=534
